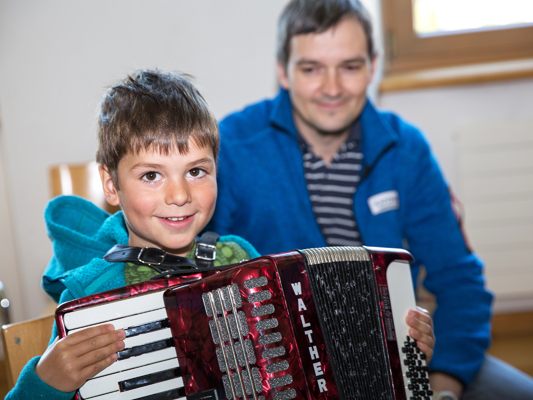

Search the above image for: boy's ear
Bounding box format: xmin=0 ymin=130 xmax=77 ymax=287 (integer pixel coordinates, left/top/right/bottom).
xmin=99 ymin=164 xmax=120 ymax=207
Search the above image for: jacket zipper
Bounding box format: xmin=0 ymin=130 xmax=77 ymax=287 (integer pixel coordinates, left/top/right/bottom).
xmin=360 ymin=142 xmax=396 ymax=183
xmin=355 ymin=141 xmax=397 ymax=244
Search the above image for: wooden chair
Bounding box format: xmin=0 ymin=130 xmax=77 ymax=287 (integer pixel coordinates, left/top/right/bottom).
xmin=1 ymin=314 xmax=54 ymax=387
xmin=48 ymin=161 xmax=119 ymax=214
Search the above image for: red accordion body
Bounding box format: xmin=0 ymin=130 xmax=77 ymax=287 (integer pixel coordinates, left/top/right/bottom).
xmin=56 ymin=246 xmax=432 ymax=400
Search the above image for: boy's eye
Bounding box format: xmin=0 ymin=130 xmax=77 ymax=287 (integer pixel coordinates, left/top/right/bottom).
xmin=141 ymin=171 xmax=161 ymax=182
xmin=188 ymin=168 xmax=206 ymax=178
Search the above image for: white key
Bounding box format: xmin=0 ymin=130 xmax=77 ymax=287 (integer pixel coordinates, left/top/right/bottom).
xmin=81 ymin=376 xmax=184 ymax=400
xmin=80 ymin=357 xmax=181 ymax=398
xmin=96 ymin=347 xmax=178 ymax=377
xmin=64 ymin=291 xmax=165 ymax=330
xmin=68 ymin=308 xmax=168 ymax=334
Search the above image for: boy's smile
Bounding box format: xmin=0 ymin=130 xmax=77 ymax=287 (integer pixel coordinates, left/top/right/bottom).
xmin=100 ymin=140 xmax=217 ymax=256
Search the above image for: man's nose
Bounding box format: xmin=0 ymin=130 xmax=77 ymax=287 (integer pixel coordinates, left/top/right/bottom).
xmin=322 ymin=70 xmax=341 ymax=97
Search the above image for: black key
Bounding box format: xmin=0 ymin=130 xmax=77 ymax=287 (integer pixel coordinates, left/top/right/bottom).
xmin=119 ymin=367 xmax=181 ymax=392
xmin=133 ymin=387 xmax=186 ymax=400
xmin=187 ymin=389 xmax=219 ymax=399
xmin=125 ymin=319 xmax=170 ymax=338
xmin=118 ymin=338 xmax=174 ymax=360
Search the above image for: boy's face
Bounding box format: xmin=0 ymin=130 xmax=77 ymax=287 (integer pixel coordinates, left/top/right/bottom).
xmin=100 ymin=140 xmax=217 ymax=256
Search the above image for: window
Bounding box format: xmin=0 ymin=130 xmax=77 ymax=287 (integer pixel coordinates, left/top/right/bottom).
xmin=382 ymin=0 xmax=533 ymax=73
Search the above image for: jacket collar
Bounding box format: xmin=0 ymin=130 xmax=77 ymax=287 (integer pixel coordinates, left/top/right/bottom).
xmin=268 ymin=88 xmax=399 ymax=166
xmin=42 ymin=195 xmax=129 ymax=301
xmin=269 ymin=88 xmax=299 ymax=140
xmin=359 ymin=100 xmax=399 ymax=168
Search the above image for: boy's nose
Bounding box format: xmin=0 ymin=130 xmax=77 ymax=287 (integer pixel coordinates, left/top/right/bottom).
xmin=165 ymin=180 xmax=191 ymax=206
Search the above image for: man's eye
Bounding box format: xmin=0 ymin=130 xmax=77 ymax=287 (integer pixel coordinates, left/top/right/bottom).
xmin=344 ymin=64 xmax=362 ymax=71
xmin=300 ymin=66 xmax=317 ymax=74
xmin=141 ymin=171 xmax=160 ymax=182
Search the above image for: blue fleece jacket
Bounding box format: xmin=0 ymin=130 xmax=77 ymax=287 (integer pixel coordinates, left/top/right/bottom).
xmin=6 ymin=195 xmax=258 ymax=400
xmin=209 ymin=89 xmax=493 ymax=385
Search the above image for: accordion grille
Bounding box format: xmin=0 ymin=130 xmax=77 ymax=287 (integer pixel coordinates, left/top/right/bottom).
xmin=301 ymin=247 xmax=394 ymax=399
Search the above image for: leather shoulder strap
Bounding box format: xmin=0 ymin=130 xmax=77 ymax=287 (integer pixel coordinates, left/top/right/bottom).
xmin=195 ymin=231 xmax=220 ymax=269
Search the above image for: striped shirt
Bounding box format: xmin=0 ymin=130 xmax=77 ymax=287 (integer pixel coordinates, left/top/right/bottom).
xmin=300 ymin=123 xmax=363 ymax=246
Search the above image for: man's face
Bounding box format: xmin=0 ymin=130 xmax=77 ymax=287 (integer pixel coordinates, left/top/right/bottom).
xmin=278 ymin=17 xmax=375 ymax=138
xmin=100 ymin=139 xmax=217 ymax=256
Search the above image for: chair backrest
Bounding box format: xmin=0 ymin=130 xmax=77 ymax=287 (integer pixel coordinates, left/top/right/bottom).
xmin=48 ymin=161 xmax=119 ymax=213
xmin=1 ymin=314 xmax=54 ymax=387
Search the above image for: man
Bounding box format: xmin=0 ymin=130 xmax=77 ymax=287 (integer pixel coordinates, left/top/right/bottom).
xmin=210 ymin=0 xmax=533 ymax=399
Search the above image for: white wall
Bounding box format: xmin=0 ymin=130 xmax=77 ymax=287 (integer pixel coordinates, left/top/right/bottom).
xmin=0 ymin=147 xmax=23 ymax=323
xmin=380 ymin=79 xmax=533 ymax=312
xmin=0 ymin=0 xmax=290 ymax=320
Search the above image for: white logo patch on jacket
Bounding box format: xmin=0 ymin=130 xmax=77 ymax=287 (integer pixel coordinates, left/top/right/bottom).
xmin=368 ymin=190 xmax=399 ymax=215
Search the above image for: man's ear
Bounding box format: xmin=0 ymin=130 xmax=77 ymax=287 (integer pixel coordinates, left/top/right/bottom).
xmin=99 ymin=164 xmax=120 ymax=207
xmin=276 ymin=62 xmax=290 ymax=89
xmin=368 ymin=54 xmax=378 ymax=84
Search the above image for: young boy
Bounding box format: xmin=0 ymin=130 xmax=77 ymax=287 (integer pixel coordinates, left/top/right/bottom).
xmin=6 ymin=69 xmax=434 ymax=399
xmin=6 ymin=70 xmax=259 ymax=399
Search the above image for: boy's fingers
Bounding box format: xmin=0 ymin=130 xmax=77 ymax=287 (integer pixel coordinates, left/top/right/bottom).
xmin=60 ymin=325 xmax=125 ymax=357
xmin=73 ymin=329 xmax=125 ymax=359
xmin=416 ymin=305 xmax=429 ymax=314
xmin=415 ymin=341 xmax=433 ymax=359
xmin=77 ymin=341 xmax=122 ymax=371
xmin=405 ymin=307 xmax=434 ymax=363
xmin=37 ymin=330 xmax=124 ymax=392
xmin=65 ymin=324 xmax=116 ymax=345
xmin=406 ymin=309 xmax=433 ymax=332
xmin=409 ymin=326 xmax=434 ymax=344
xmin=81 ymin=353 xmax=119 ymax=379
xmin=52 ymin=333 xmax=124 ymax=383
xmin=408 ymin=328 xmax=434 ymax=362
xmin=412 ymin=306 xmax=431 ymax=322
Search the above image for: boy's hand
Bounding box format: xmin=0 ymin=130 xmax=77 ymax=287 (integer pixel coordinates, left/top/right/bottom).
xmin=36 ymin=324 xmax=125 ymax=392
xmin=405 ymin=306 xmax=434 ymax=363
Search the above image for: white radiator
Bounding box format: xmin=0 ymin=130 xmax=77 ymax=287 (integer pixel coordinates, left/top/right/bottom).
xmin=453 ymin=123 xmax=533 ymax=312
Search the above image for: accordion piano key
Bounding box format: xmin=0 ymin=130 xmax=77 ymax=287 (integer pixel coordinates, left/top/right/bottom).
xmin=55 ymin=277 xmax=199 ymax=400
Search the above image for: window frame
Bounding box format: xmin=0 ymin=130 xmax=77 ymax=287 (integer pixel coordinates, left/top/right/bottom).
xmin=381 ymin=0 xmax=533 ymax=74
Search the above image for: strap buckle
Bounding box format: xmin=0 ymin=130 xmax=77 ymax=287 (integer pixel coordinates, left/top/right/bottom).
xmin=137 ymin=247 xmax=165 ymax=266
xmin=195 ymin=242 xmax=217 ymax=262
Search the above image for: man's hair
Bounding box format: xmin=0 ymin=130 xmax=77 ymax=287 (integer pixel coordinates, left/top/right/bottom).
xmin=96 ymin=69 xmax=218 ymax=178
xmin=276 ymin=0 xmax=376 ymax=67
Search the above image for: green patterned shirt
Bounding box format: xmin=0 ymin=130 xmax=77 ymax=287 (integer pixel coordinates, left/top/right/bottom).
xmin=125 ymin=240 xmax=251 ymax=285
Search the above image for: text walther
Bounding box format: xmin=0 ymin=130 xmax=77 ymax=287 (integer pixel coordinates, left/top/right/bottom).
xmin=291 ymin=282 xmax=328 ymax=393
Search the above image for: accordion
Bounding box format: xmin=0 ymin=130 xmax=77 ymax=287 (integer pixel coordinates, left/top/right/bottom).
xmin=55 ymin=246 xmax=432 ymax=400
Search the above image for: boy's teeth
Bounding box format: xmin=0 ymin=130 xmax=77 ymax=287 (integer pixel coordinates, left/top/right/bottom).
xmin=167 ymin=217 xmax=185 ymax=222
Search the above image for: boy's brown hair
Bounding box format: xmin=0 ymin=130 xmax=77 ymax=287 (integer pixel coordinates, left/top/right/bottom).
xmin=96 ymin=69 xmax=218 ymax=183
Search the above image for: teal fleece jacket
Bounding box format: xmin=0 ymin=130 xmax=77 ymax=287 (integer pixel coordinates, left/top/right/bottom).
xmin=6 ymin=195 xmax=258 ymax=399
